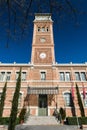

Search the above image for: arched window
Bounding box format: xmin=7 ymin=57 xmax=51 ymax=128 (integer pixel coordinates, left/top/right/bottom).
xmin=81 ymin=92 xmax=87 ymax=107
xmin=63 ymin=92 xmax=71 ymax=107
xmin=41 ymin=27 xmax=45 ymax=32
xmin=38 ymin=27 xmax=40 ymax=32
xmin=46 ymin=27 xmax=49 ymax=32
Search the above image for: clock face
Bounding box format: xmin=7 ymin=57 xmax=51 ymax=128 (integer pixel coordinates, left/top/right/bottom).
xmin=40 ymin=53 xmax=46 ymax=59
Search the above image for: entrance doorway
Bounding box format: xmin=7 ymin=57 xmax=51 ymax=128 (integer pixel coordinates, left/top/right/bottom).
xmin=38 ymin=95 xmax=48 ymax=116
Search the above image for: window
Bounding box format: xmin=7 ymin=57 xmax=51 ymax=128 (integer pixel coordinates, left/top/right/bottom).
xmin=81 ymin=72 xmax=86 ymax=81
xmin=41 ymin=27 xmax=45 ymax=32
xmin=46 ymin=27 xmax=49 ymax=32
xmin=75 ymin=72 xmax=81 ymax=81
xmin=16 ymin=72 xmax=26 ymax=81
xmin=75 ymin=72 xmax=86 ymax=81
xmin=41 ymin=72 xmax=46 ymax=80
xmin=18 ymin=93 xmax=22 ymax=107
xmin=0 ymin=72 xmax=5 ymax=81
xmin=65 ymin=72 xmax=70 ymax=81
xmin=16 ymin=72 xmax=19 ymax=80
xmin=81 ymin=93 xmax=87 ymax=107
xmin=64 ymin=92 xmax=71 ymax=106
xmin=22 ymin=72 xmax=26 ymax=81
xmin=60 ymin=72 xmax=65 ymax=81
xmin=6 ymin=72 xmax=11 ymax=81
xmin=38 ymin=27 xmax=40 ymax=32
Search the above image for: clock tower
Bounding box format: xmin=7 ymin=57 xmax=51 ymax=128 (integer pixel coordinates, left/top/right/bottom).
xmin=31 ymin=13 xmax=55 ymax=65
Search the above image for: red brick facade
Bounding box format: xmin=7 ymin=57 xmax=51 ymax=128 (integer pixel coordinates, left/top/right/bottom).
xmin=0 ymin=14 xmax=87 ymax=117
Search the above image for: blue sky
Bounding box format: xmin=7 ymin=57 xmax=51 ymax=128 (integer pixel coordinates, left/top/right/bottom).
xmin=0 ymin=1 xmax=87 ymax=64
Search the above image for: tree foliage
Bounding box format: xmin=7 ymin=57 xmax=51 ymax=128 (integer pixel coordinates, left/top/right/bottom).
xmin=76 ymin=84 xmax=85 ymax=117
xmin=59 ymin=107 xmax=66 ymax=120
xmin=70 ymin=94 xmax=76 ymax=116
xmin=0 ymin=82 xmax=7 ymax=118
xmin=0 ymin=0 xmax=84 ymax=46
xmin=8 ymin=68 xmax=21 ymax=130
xmin=19 ymin=107 xmax=26 ymax=123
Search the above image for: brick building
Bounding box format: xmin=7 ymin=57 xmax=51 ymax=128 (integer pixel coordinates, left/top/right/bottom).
xmin=0 ymin=13 xmax=87 ymax=117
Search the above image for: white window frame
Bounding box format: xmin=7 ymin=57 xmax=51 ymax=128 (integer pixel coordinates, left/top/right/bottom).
xmin=75 ymin=72 xmax=81 ymax=81
xmin=63 ymin=91 xmax=71 ymax=107
xmin=65 ymin=72 xmax=70 ymax=81
xmin=80 ymin=72 xmax=86 ymax=81
xmin=75 ymin=72 xmax=86 ymax=81
xmin=59 ymin=72 xmax=71 ymax=81
xmin=60 ymin=72 xmax=65 ymax=81
xmin=21 ymin=72 xmax=26 ymax=81
xmin=6 ymin=72 xmax=11 ymax=81
xmin=0 ymin=72 xmax=6 ymax=81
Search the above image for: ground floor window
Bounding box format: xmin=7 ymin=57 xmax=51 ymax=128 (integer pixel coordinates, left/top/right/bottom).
xmin=63 ymin=92 xmax=71 ymax=107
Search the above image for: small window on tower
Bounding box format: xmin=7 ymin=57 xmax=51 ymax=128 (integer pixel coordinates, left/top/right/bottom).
xmin=38 ymin=27 xmax=40 ymax=32
xmin=47 ymin=27 xmax=49 ymax=32
xmin=41 ymin=27 xmax=45 ymax=32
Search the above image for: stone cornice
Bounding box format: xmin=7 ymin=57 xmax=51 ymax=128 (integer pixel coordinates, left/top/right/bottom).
xmin=0 ymin=62 xmax=87 ymax=67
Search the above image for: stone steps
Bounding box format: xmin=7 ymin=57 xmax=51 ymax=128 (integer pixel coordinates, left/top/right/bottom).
xmin=25 ymin=116 xmax=59 ymax=125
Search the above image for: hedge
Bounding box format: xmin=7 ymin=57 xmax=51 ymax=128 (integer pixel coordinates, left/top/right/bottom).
xmin=66 ymin=117 xmax=87 ymax=125
xmin=0 ymin=117 xmax=19 ymax=125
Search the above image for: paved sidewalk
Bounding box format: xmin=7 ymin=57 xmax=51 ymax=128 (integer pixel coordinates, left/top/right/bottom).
xmin=15 ymin=125 xmax=81 ymax=130
xmin=0 ymin=125 xmax=8 ymax=130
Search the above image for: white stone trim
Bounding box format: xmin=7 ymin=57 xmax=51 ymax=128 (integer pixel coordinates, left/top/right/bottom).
xmin=0 ymin=63 xmax=31 ymax=67
xmin=15 ymin=70 xmax=28 ymax=73
xmin=62 ymin=91 xmax=71 ymax=95
xmin=29 ymin=106 xmax=38 ymax=108
xmin=4 ymin=106 xmax=11 ymax=109
xmin=0 ymin=63 xmax=87 ymax=67
xmin=48 ymin=106 xmax=56 ymax=109
xmin=55 ymin=63 xmax=87 ymax=67
xmin=39 ymin=70 xmax=47 ymax=72
xmin=0 ymin=70 xmax=12 ymax=72
xmin=4 ymin=86 xmax=27 ymax=88
xmin=0 ymin=79 xmax=86 ymax=83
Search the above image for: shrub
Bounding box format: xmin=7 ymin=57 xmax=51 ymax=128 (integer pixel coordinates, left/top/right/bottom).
xmin=66 ymin=117 xmax=87 ymax=125
xmin=59 ymin=107 xmax=66 ymax=120
xmin=19 ymin=107 xmax=26 ymax=123
xmin=0 ymin=117 xmax=19 ymax=125
xmin=0 ymin=82 xmax=7 ymax=118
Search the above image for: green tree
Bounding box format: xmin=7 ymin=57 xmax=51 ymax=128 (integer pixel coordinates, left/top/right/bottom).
xmin=59 ymin=107 xmax=66 ymax=121
xmin=76 ymin=84 xmax=85 ymax=117
xmin=0 ymin=82 xmax=7 ymax=118
xmin=19 ymin=107 xmax=26 ymax=123
xmin=8 ymin=68 xmax=21 ymax=130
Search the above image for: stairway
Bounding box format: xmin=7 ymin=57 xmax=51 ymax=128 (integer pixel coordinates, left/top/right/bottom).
xmin=25 ymin=116 xmax=59 ymax=125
